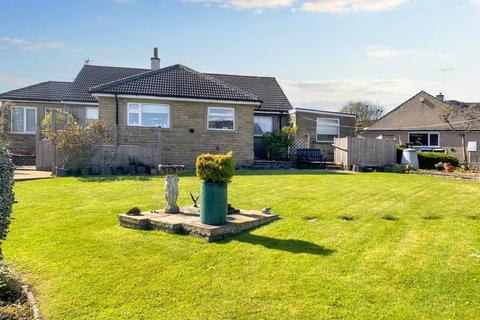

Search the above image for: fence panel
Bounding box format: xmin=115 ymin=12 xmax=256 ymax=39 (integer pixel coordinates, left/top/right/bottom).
xmin=333 ymin=137 xmax=396 ymax=169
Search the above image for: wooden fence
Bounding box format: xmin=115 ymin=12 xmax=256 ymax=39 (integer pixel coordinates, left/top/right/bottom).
xmin=333 ymin=137 xmax=396 ymax=169
xmin=36 ymin=141 xmax=160 ymax=171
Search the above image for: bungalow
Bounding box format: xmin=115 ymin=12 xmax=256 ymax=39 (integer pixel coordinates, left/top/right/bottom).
xmin=0 ymin=49 xmax=295 ymax=168
xmin=362 ymin=91 xmax=480 ymax=162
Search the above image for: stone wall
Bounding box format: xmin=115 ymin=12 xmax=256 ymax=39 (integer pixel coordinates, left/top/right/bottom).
xmin=97 ymin=96 xmax=256 ymax=168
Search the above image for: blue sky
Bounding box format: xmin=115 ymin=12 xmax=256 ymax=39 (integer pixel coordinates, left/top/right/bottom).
xmin=1 ymin=0 xmax=479 ymax=111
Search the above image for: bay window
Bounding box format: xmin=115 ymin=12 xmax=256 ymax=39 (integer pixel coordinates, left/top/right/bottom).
xmin=11 ymin=106 xmax=37 ymax=134
xmin=254 ymin=116 xmax=273 ymax=136
xmin=316 ymin=118 xmax=339 ymax=143
xmin=207 ymin=107 xmax=235 ymax=131
xmin=127 ymin=103 xmax=170 ymax=128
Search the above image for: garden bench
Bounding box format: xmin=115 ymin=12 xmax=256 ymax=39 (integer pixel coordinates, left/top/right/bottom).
xmin=296 ymin=149 xmax=326 ymax=168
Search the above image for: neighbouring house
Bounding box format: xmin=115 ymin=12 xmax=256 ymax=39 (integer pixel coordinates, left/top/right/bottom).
xmin=289 ymin=108 xmax=356 ymax=161
xmin=0 ymin=49 xmax=294 ymax=168
xmin=362 ymin=91 xmax=480 ymax=162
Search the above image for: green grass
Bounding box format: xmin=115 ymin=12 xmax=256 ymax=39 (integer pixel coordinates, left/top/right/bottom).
xmin=4 ymin=171 xmax=480 ymax=319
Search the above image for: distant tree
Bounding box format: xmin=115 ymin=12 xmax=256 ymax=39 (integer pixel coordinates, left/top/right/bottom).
xmin=439 ymin=103 xmax=480 ymax=169
xmin=341 ymin=101 xmax=385 ymax=133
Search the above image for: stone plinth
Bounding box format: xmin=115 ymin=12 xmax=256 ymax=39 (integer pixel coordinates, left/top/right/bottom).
xmin=118 ymin=207 xmax=278 ymax=242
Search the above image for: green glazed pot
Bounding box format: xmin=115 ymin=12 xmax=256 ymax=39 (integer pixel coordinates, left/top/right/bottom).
xmin=200 ymin=182 xmax=227 ymax=225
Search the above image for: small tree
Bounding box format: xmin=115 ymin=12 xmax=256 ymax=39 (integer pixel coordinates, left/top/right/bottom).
xmin=42 ymin=111 xmax=110 ymax=171
xmin=0 ymin=142 xmax=14 ymax=259
xmin=262 ymin=126 xmax=297 ymax=160
xmin=439 ymin=103 xmax=480 ymax=169
xmin=341 ymin=101 xmax=385 ymax=133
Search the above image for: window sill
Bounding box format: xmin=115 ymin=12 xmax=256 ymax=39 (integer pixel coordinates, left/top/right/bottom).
xmin=10 ymin=132 xmax=36 ymax=135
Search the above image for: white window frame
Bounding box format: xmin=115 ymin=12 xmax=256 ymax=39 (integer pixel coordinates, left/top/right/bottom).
xmin=408 ymin=132 xmax=440 ymax=147
xmin=254 ymin=115 xmax=274 ymax=136
xmin=85 ymin=107 xmax=99 ymax=123
xmin=11 ymin=106 xmax=37 ymax=134
xmin=207 ymin=107 xmax=235 ymax=131
xmin=316 ymin=117 xmax=340 ymax=143
xmin=127 ymin=103 xmax=170 ymax=128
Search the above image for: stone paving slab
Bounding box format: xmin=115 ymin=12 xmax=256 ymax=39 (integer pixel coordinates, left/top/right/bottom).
xmin=118 ymin=206 xmax=278 ymax=242
xmin=14 ymin=168 xmax=53 ymax=181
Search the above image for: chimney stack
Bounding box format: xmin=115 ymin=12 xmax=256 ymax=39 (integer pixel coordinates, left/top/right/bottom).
xmin=436 ymin=92 xmax=445 ymax=101
xmin=151 ymin=47 xmax=160 ymax=70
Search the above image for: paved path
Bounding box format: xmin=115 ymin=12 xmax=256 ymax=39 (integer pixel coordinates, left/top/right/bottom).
xmin=14 ymin=166 xmax=53 ymax=181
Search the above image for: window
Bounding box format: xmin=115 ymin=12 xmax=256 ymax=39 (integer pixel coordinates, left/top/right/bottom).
xmin=207 ymin=107 xmax=235 ymax=131
xmin=45 ymin=107 xmax=62 ymax=115
xmin=254 ymin=116 xmax=273 ymax=136
xmin=11 ymin=106 xmax=36 ymax=133
xmin=127 ymin=103 xmax=170 ymax=128
xmin=85 ymin=107 xmax=99 ymax=124
xmin=408 ymin=132 xmax=439 ymax=147
xmin=316 ymin=118 xmax=339 ymax=142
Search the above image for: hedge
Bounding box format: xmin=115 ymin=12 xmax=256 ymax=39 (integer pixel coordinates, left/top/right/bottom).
xmin=397 ymin=148 xmax=459 ymax=169
xmin=0 ymin=142 xmax=14 ymax=258
xmin=417 ymin=152 xmax=460 ymax=169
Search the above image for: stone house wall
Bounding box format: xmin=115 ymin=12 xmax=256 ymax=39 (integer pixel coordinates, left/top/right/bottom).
xmin=97 ymin=96 xmax=256 ymax=168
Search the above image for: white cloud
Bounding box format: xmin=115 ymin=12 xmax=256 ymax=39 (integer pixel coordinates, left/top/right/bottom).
xmin=0 ymin=36 xmax=65 ymax=52
xmin=0 ymin=74 xmax=27 ymax=86
xmin=185 ymin=0 xmax=410 ymax=11
xmin=300 ymin=0 xmax=409 ymax=12
xmin=184 ymin=0 xmax=295 ymax=9
xmin=364 ymin=45 xmax=414 ymax=58
xmin=278 ymin=77 xmax=426 ymax=111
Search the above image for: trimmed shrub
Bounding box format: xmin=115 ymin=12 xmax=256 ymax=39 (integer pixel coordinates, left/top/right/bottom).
xmin=0 ymin=143 xmax=14 ymax=259
xmin=417 ymin=152 xmax=459 ymax=169
xmin=396 ymin=147 xmax=460 ymax=169
xmin=196 ymin=152 xmax=235 ymax=184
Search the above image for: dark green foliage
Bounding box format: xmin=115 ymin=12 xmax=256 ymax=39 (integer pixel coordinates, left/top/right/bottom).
xmin=261 ymin=126 xmax=296 ymax=160
xmin=418 ymin=152 xmax=459 ymax=169
xmin=396 ymin=147 xmax=459 ymax=169
xmin=126 ymin=207 xmax=141 ymax=216
xmin=196 ymin=152 xmax=235 ymax=183
xmin=0 ymin=143 xmax=14 ymax=259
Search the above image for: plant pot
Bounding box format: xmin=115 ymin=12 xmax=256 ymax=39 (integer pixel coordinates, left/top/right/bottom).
xmin=200 ymin=182 xmax=228 ymax=225
xmin=136 ymin=166 xmax=146 ymax=175
xmin=116 ymin=167 xmax=125 ymax=175
xmin=55 ymin=167 xmax=70 ymax=177
xmin=101 ymin=166 xmax=112 ymax=176
xmin=150 ymin=167 xmax=158 ymax=175
xmin=81 ymin=167 xmax=90 ymax=176
xmin=446 ymin=166 xmax=455 ymax=173
xmin=128 ymin=164 xmax=136 ymax=175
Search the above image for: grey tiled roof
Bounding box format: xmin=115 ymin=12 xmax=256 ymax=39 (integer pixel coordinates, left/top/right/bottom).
xmin=206 ymin=73 xmax=292 ymax=112
xmin=0 ymin=81 xmax=72 ymax=102
xmin=90 ymin=64 xmax=261 ymax=103
xmin=63 ymin=64 xmax=149 ymax=103
xmin=0 ymin=64 xmax=292 ymax=112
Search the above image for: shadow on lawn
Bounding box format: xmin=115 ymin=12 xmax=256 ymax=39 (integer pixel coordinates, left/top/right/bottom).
xmin=235 ymin=170 xmax=349 ymax=177
xmin=228 ymin=234 xmax=335 ymax=256
xmin=77 ymin=175 xmax=154 ymax=183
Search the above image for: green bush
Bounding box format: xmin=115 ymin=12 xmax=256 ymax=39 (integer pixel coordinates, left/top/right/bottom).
xmin=396 ymin=147 xmax=459 ymax=169
xmin=417 ymin=152 xmax=459 ymax=169
xmin=261 ymin=126 xmax=296 ymax=160
xmin=0 ymin=143 xmax=14 ymax=259
xmin=196 ymin=152 xmax=235 ymax=184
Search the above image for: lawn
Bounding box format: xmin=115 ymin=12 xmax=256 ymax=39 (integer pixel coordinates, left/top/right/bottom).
xmin=4 ymin=171 xmax=480 ymax=319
